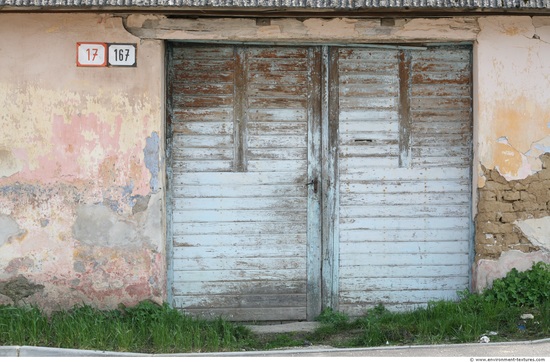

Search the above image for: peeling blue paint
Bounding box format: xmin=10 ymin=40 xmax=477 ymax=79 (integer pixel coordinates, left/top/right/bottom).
xmin=144 ymin=132 xmax=160 ymax=193
xmin=534 ymin=144 xmax=550 ymax=153
xmin=122 ymin=182 xmax=134 ymax=197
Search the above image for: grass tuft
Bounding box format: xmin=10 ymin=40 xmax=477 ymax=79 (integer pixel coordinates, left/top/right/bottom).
xmin=0 ymin=300 xmax=255 ymax=353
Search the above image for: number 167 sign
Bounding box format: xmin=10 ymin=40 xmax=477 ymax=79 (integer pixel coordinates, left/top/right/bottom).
xmin=77 ymin=43 xmax=137 ymax=67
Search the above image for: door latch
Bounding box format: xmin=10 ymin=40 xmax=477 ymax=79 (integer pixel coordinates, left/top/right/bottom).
xmin=306 ymin=178 xmax=318 ymax=194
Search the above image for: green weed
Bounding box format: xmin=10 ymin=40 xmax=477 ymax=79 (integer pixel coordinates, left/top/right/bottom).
xmin=0 ymin=301 xmax=254 ymax=353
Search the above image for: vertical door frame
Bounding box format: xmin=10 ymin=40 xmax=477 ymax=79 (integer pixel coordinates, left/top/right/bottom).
xmin=306 ymin=46 xmax=323 ymax=320
xmin=321 ymin=46 xmax=340 ymax=312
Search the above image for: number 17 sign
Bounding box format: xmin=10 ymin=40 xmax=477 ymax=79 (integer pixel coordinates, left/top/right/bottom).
xmin=77 ymin=42 xmax=137 ymax=67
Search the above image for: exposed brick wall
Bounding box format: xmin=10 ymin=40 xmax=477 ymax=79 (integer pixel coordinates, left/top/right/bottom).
xmin=475 ymin=154 xmax=550 ymax=261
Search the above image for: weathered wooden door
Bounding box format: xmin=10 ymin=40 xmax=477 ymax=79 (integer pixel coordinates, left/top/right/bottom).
xmin=167 ymin=44 xmax=472 ymax=321
xmin=334 ymin=46 xmax=473 ymax=314
xmin=167 ymin=45 xmax=322 ymax=321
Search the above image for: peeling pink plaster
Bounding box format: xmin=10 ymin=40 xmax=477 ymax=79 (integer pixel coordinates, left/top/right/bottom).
xmin=0 ymin=13 xmax=164 ymax=311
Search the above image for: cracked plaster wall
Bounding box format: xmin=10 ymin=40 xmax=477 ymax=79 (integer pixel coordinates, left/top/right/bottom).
xmin=474 ymin=16 xmax=550 ymax=290
xmin=0 ymin=13 xmax=165 ymax=309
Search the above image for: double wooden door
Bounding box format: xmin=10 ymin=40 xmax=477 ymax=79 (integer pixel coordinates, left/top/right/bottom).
xmin=167 ymin=44 xmax=472 ymax=321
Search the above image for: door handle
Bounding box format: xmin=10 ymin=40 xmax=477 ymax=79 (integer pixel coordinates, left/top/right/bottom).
xmin=306 ymin=178 xmax=318 ymax=194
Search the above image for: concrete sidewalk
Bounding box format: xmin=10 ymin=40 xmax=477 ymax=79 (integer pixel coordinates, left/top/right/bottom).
xmin=1 ymin=339 xmax=549 ymax=357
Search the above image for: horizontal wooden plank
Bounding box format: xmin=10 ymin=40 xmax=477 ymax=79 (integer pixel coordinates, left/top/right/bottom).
xmin=248 ymin=84 xmax=306 ymax=98
xmin=339 ymin=252 xmax=469 ymax=266
xmin=339 ymin=180 xmax=470 ymax=194
xmin=172 ymin=54 xmax=234 ymax=65
xmin=173 ymin=71 xmax=235 ymax=83
xmin=339 ymin=240 xmax=469 ymax=254
xmin=340 ymin=204 xmax=470 ymax=218
xmin=174 ymin=305 xmax=306 ymax=322
xmin=339 ymin=97 xmax=398 ymax=110
xmin=340 ymin=276 xmax=469 ymax=292
xmin=173 ymin=171 xmax=303 ymax=185
xmin=340 ymin=132 xmax=399 ymax=145
xmin=339 ymin=157 xmax=398 ymax=169
xmin=339 ymin=216 xmax=470 ymax=231
xmin=412 ymin=157 xmax=471 ymax=168
xmin=247 ymin=108 xmax=307 ymax=122
xmin=411 ymin=72 xmax=470 ymax=85
xmin=172 ymin=280 xmax=306 ymax=296
xmin=248 ymin=59 xmax=308 ymax=72
xmin=412 ymin=118 xmax=470 ymax=130
xmin=340 ymin=228 xmax=470 ymax=243
xmin=340 ymin=192 xmax=470 ymax=206
xmin=410 ymin=49 xmax=470 ymax=62
xmin=338 ymin=290 xmax=465 ymax=314
xmin=173 ymin=184 xmax=306 ymax=198
xmin=339 ymin=264 xmax=469 ymax=278
xmin=411 ymin=61 xmax=470 ymax=74
xmin=172 ymin=268 xmax=306 ymax=282
xmin=338 ymin=303 xmax=428 ymax=315
xmin=338 ymin=48 xmax=398 ymax=61
xmin=172 ymin=107 xmax=233 ymax=122
xmin=173 ymin=257 xmax=306 ymax=271
xmin=339 ymin=109 xmax=398 ymax=122
xmin=339 ymin=167 xmax=470 ymax=180
xmin=247 ymin=135 xmax=306 ymax=148
xmin=173 ymin=294 xmax=305 ymax=309
xmin=172 ymin=94 xmax=234 ymax=108
xmin=339 ymin=287 xmax=467 ymax=303
xmin=171 ymin=81 xmax=233 ymax=96
xmin=173 ymin=46 xmax=234 ymax=60
xmin=411 ymin=96 xmax=471 ymax=110
xmin=247 ymin=160 xmax=307 ymax=172
xmin=173 ymin=222 xmax=307 ymax=236
xmin=340 ymin=84 xmax=399 ymax=98
xmin=173 ymin=209 xmax=306 ymax=223
xmin=171 ymin=161 xmax=233 ymax=173
xmin=249 ymin=72 xmax=308 ymax=85
xmin=338 ymin=61 xmax=398 ymax=73
xmin=247 ymin=121 xmax=307 ymax=135
xmin=173 ymin=233 xmax=305 ymax=247
xmin=172 ymin=121 xmax=233 ymax=136
xmin=248 ymin=97 xmax=307 ymax=109
xmin=339 ymin=74 xmax=399 ymax=85
xmin=174 ymin=243 xmax=305 ymax=259
xmin=174 ymin=196 xmax=306 ymax=211
xmin=248 ymin=148 xmax=307 ymax=160
xmin=247 ymin=47 xmax=308 ymax=59
xmin=411 ymin=136 xmax=471 ymax=146
xmin=172 ymin=147 xmax=233 ymax=161
xmin=339 ymin=120 xmax=398 ymax=133
xmin=411 ymin=83 xmax=470 ymax=97
xmin=172 ymin=134 xmax=233 ymax=148
xmin=339 ymin=144 xmax=399 ymax=157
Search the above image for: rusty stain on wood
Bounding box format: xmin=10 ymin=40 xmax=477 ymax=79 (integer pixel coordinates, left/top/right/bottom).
xmin=398 ymin=50 xmax=412 ymax=168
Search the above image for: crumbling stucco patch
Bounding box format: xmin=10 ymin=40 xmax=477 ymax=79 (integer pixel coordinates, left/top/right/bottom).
xmin=0 ymin=214 xmax=25 ymax=247
xmin=144 ymin=132 xmax=160 ymax=193
xmin=475 ymin=153 xmax=550 ymax=261
xmin=0 ymin=149 xmax=21 ymax=178
xmin=0 ymin=275 xmax=44 ymax=305
xmin=475 ymin=250 xmax=550 ymax=290
xmin=132 ymin=194 xmax=151 ymax=214
xmin=515 ymin=216 xmax=550 ymax=252
xmin=72 ymin=204 xmax=139 ymax=247
xmin=5 ymin=256 xmax=34 ymax=274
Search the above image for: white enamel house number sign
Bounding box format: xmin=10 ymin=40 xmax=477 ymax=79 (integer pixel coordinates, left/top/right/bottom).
xmin=77 ymin=43 xmax=137 ymax=67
